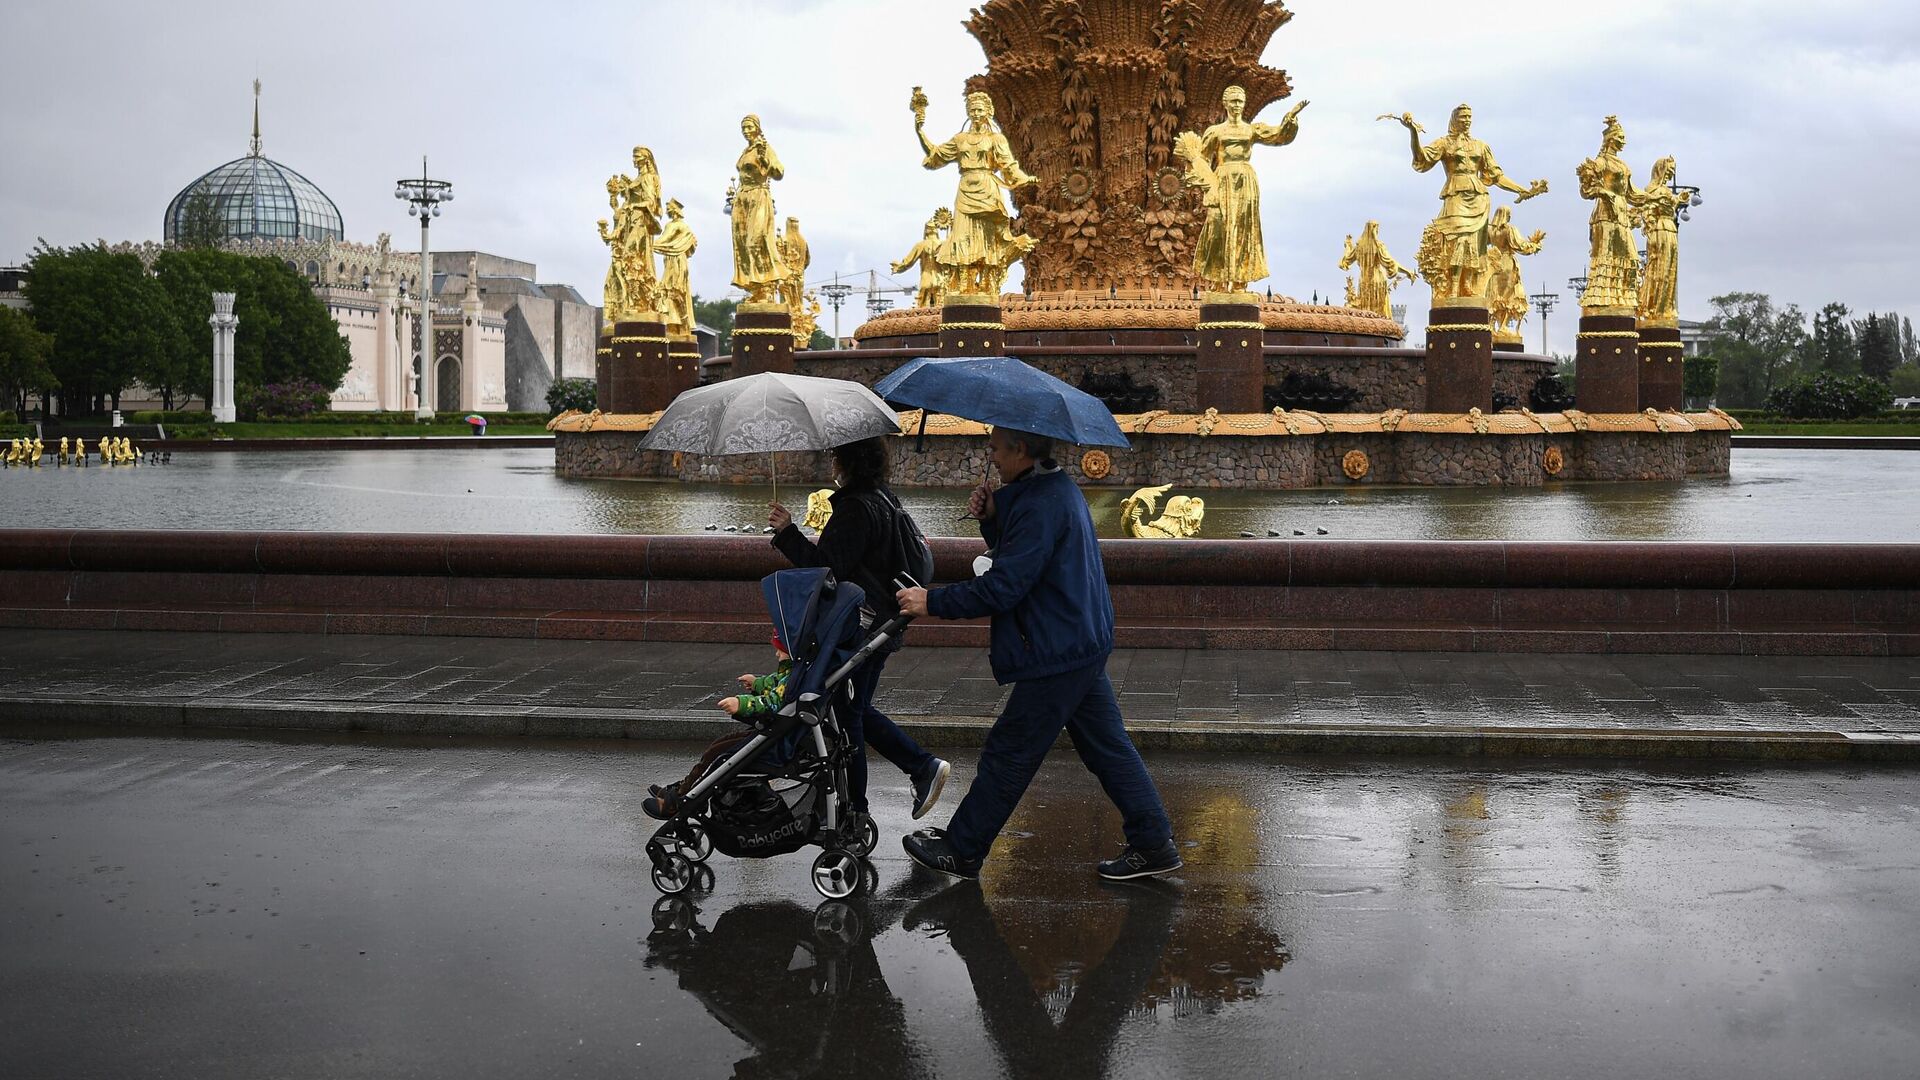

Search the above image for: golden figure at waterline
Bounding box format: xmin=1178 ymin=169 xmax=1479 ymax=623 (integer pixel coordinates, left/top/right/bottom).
xmin=653 ymin=198 xmax=697 ymax=337
xmin=1338 ymin=221 xmax=1416 ymax=320
xmin=892 ymin=208 xmax=952 ymax=308
xmin=1176 ymin=86 xmax=1308 ymax=295
xmin=1635 ymin=154 xmax=1684 ymax=326
xmin=913 ymin=87 xmax=1038 ymax=298
xmin=793 ymin=291 xmax=823 ymax=349
xmin=1386 ymin=105 xmax=1548 ymax=306
xmin=731 ymin=114 xmax=789 ymax=304
xmin=1575 ymin=116 xmax=1643 ymax=316
xmin=1121 ymin=484 xmax=1206 ymax=539
xmin=779 ymin=216 xmax=811 ymax=323
xmin=802 ymin=489 xmax=836 ymax=531
xmin=1486 ymin=206 xmax=1546 ymax=343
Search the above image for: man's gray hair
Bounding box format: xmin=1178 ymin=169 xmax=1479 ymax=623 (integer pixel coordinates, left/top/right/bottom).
xmin=998 ymin=427 xmax=1053 ymax=462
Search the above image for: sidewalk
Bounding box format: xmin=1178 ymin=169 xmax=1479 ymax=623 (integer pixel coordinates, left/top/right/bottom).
xmin=2 ymin=629 xmax=1917 ymax=762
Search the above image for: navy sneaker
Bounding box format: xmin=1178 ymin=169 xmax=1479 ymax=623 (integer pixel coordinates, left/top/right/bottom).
xmin=902 ymin=827 xmax=981 ymax=880
xmin=911 ymin=758 xmax=951 ymax=820
xmin=1097 ymin=839 xmax=1183 ymax=881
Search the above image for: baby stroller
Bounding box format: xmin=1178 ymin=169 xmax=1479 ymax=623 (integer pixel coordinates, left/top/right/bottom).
xmin=646 ymin=566 xmax=913 ymax=900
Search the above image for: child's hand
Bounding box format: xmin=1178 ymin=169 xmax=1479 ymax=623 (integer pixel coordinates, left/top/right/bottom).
xmin=736 ymin=673 xmax=757 ymax=690
xmin=719 ymin=697 xmax=742 ymax=715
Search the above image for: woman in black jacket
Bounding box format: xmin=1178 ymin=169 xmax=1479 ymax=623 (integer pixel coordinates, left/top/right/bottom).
xmin=768 ymin=436 xmax=950 ymax=823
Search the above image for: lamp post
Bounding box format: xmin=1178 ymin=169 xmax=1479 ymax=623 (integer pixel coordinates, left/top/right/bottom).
xmin=1528 ymin=291 xmax=1559 ymax=355
xmin=819 ymin=274 xmax=853 ymax=344
xmin=395 ymin=157 xmax=452 ymax=420
xmin=1567 ymin=275 xmax=1590 ymax=305
xmin=1668 ymin=171 xmax=1703 ymax=228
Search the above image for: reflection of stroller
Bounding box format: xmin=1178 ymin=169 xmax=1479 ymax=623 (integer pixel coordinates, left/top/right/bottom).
xmin=646 ymin=567 xmax=913 ymax=900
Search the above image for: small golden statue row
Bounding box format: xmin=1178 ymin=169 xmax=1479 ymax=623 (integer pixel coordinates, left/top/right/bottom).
xmin=598 ymin=147 xmax=698 ymax=337
xmin=1121 ymin=484 xmax=1206 ymax=539
xmin=912 ymin=87 xmax=1037 ymax=299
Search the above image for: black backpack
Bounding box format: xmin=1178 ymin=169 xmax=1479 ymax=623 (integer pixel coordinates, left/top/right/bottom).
xmin=849 ymin=488 xmax=934 ymax=618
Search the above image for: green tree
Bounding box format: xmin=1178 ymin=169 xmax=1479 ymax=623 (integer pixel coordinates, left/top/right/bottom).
xmin=1854 ymin=311 xmax=1900 ymax=383
xmin=0 ymin=305 xmax=59 ymax=415
xmin=1811 ymin=301 xmax=1855 ymax=373
xmin=1682 ymin=352 xmax=1720 ymax=408
xmin=692 ymin=294 xmax=737 ymax=353
xmin=1889 ymin=364 xmax=1920 ymax=398
xmin=172 ymin=187 xmax=224 ymax=250
xmin=1901 ymin=316 xmax=1917 ymax=366
xmin=24 ymin=242 xmax=174 ymax=413
xmin=1704 ymin=292 xmax=1807 ymax=408
xmin=808 ymin=328 xmax=835 ymax=351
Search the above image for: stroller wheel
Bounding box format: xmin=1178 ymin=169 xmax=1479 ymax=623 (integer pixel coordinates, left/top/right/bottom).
xmin=688 ymin=862 xmax=716 ymax=894
xmin=813 ymin=900 xmax=863 ymax=951
xmin=649 ymin=821 xmax=712 ymax=864
xmin=651 ymin=895 xmax=696 ymax=931
xmin=811 ymin=848 xmax=862 ymax=900
xmin=652 ymin=851 xmax=695 ymax=895
xmin=852 ymin=814 xmax=879 ymax=858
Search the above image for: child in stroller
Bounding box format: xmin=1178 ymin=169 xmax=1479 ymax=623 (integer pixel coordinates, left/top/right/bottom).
xmin=644 ymin=566 xmax=915 ymax=900
xmin=641 ymin=633 xmax=792 ymax=821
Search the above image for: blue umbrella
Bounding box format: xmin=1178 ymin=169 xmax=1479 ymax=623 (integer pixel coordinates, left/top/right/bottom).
xmin=873 ymin=356 xmax=1129 ymax=448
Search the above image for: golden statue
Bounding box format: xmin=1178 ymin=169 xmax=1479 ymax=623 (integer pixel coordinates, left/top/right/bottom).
xmin=1386 ymin=105 xmax=1548 ymax=306
xmin=1337 ymin=221 xmax=1416 ymax=320
xmin=595 ymin=180 xmax=627 ymax=326
xmin=1486 ymin=206 xmax=1546 ymax=343
xmin=57 ymin=436 xmax=70 ymax=463
xmin=779 ymin=216 xmax=810 ymax=321
xmin=892 ymin=209 xmax=951 ymax=308
xmin=1175 ymin=86 xmax=1308 ymax=295
xmin=1636 ymin=155 xmax=1684 ymax=326
xmin=793 ymin=290 xmax=823 ymax=349
xmin=599 ymin=147 xmax=663 ymax=325
xmin=913 ymin=87 xmax=1038 ymax=299
xmin=1575 ymin=116 xmax=1644 ymax=316
xmin=1121 ymin=484 xmax=1206 ymax=539
xmin=802 ymin=489 xmax=836 ymax=531
xmin=654 ymin=198 xmax=697 ymax=337
xmin=731 ymin=115 xmax=789 ymax=304
xmin=5 ymin=439 xmax=19 ymax=464
xmin=73 ymin=437 xmax=86 ymax=464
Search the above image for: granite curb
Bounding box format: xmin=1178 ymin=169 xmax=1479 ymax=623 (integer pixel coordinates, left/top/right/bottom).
xmin=5 ymin=695 xmax=1915 ymax=764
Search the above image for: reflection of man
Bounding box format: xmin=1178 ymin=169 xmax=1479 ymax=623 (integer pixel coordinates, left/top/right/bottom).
xmin=897 ymin=427 xmax=1180 ymax=881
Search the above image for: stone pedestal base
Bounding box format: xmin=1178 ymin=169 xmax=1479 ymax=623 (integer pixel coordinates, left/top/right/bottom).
xmin=1493 ymin=333 xmax=1524 ymax=354
xmin=1194 ymin=297 xmax=1266 ymax=413
xmin=1425 ymin=306 xmax=1494 ymax=413
xmin=610 ymin=319 xmax=669 ymax=413
xmin=667 ymin=336 xmax=701 ymax=398
xmin=939 ymin=295 xmax=1005 ymax=356
xmin=732 ymin=303 xmax=794 ymax=377
xmin=1637 ymin=322 xmax=1684 ymax=411
xmin=594 ymin=331 xmax=612 ymax=411
xmin=1576 ymin=313 xmax=1639 ymax=413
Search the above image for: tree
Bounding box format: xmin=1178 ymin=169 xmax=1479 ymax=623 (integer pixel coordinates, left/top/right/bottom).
xmin=1854 ymin=311 xmax=1900 ymax=383
xmin=1901 ymin=316 xmax=1917 ymax=366
xmin=1811 ymin=301 xmax=1856 ymax=373
xmin=0 ymin=305 xmax=58 ymax=415
xmin=1890 ymin=365 xmax=1920 ymax=398
xmin=692 ymin=295 xmax=736 ymax=354
xmin=24 ymin=242 xmax=174 ymax=413
xmin=172 ymin=187 xmax=224 ymax=250
xmin=1682 ymin=352 xmax=1720 ymax=408
xmin=1704 ymin=292 xmax=1807 ymax=408
xmin=808 ymin=328 xmax=835 ymax=351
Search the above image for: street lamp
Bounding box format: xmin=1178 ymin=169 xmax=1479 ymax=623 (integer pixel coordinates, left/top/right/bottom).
xmin=395 ymin=157 xmax=452 ymax=420
xmin=1668 ymin=170 xmax=1703 ymax=227
xmin=1567 ymin=275 xmax=1590 ymax=304
xmin=1528 ymin=291 xmax=1559 ymax=355
xmin=819 ymin=274 xmax=854 ymax=344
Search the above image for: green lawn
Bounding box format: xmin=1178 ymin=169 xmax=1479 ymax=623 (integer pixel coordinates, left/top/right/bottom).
xmin=163 ymin=421 xmax=554 ymax=439
xmin=1735 ymin=421 xmax=1920 ymax=437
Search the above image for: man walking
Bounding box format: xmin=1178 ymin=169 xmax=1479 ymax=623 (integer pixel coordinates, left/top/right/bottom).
xmin=895 ymin=427 xmax=1179 ymax=881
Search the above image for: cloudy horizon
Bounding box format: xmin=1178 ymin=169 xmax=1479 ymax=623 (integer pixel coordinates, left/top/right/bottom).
xmin=3 ymin=0 xmax=1915 ymax=354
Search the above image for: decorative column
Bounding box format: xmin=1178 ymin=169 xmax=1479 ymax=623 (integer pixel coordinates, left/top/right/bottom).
xmin=731 ymin=302 xmax=794 ymax=378
xmin=938 ymin=293 xmax=1005 ymax=357
xmin=208 ymin=292 xmax=238 ymax=423
xmin=609 ymin=318 xmax=670 ymax=413
xmin=1637 ymin=320 xmax=1683 ymax=411
xmin=1575 ymin=312 xmax=1639 ymax=413
xmin=666 ymin=334 xmax=701 ymax=398
xmin=1194 ymin=292 xmax=1266 ymax=413
xmin=1424 ymin=305 xmax=1494 ymax=413
xmin=459 ymin=266 xmax=484 ymax=412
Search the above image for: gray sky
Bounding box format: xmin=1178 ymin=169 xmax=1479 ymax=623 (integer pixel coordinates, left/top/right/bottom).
xmin=3 ymin=0 xmax=1915 ymax=355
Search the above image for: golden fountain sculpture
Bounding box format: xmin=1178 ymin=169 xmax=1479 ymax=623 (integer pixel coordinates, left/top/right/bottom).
xmin=1487 ymin=206 xmax=1546 ymax=343
xmin=597 ymin=147 xmax=664 ymax=327
xmin=1636 ymin=154 xmax=1684 ymax=326
xmin=913 ymin=86 xmax=1038 ymax=299
xmin=1575 ymin=116 xmax=1643 ymax=316
xmin=779 ymin=217 xmax=812 ymax=345
xmin=892 ymin=208 xmax=953 ymax=309
xmin=1385 ymin=105 xmax=1548 ymax=306
xmin=1121 ymin=484 xmax=1206 ymax=539
xmin=1174 ymin=86 xmax=1308 ymax=295
xmin=1338 ymin=221 xmax=1416 ymax=320
xmin=731 ymin=114 xmax=789 ymax=304
xmin=653 ymin=198 xmax=697 ymax=338
xmin=802 ymin=489 xmax=836 ymax=531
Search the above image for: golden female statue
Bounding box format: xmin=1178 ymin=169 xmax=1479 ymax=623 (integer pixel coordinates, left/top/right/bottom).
xmin=1636 ymin=155 xmax=1683 ymax=325
xmin=1486 ymin=206 xmax=1545 ymax=342
xmin=609 ymin=147 xmax=663 ymax=320
xmin=731 ymin=115 xmax=789 ymax=304
xmin=653 ymin=198 xmax=697 ymax=337
xmin=779 ymin=216 xmax=810 ymax=320
xmin=1338 ymin=221 xmax=1415 ymax=319
xmin=1176 ymin=86 xmax=1308 ymax=294
xmin=1575 ymin=116 xmax=1644 ymax=315
xmin=892 ymin=209 xmax=950 ymax=308
xmin=1388 ymin=105 xmax=1548 ymax=306
xmin=913 ymin=88 xmax=1038 ymax=299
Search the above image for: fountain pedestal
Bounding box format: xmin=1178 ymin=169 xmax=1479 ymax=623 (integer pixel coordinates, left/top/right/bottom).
xmin=1576 ymin=313 xmax=1639 ymax=413
xmin=1194 ymin=294 xmax=1266 ymax=413
xmin=1424 ymin=305 xmax=1494 ymax=413
xmin=667 ymin=335 xmax=701 ymax=399
xmin=594 ymin=331 xmax=612 ymax=411
xmin=1637 ymin=321 xmax=1684 ymax=411
xmin=939 ymin=295 xmax=1006 ymax=356
xmin=732 ymin=303 xmax=794 ymax=377
xmin=610 ymin=319 xmax=670 ymax=413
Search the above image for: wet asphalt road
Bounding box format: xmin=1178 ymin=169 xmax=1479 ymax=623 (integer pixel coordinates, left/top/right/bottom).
xmin=2 ymin=729 xmax=1917 ymax=1079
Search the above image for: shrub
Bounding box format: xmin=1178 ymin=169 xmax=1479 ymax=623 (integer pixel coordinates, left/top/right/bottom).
xmin=238 ymin=378 xmax=332 ymax=421
xmin=129 ymin=409 xmax=209 ymax=425
xmin=546 ymin=377 xmax=597 ymax=415
xmin=1763 ymin=371 xmax=1893 ymax=420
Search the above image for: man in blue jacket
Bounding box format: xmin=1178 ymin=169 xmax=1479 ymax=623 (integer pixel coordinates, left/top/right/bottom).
xmin=895 ymin=427 xmax=1179 ymax=881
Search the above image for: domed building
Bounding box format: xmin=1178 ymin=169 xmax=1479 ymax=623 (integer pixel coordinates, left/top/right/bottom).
xmin=163 ymin=144 xmax=344 ymax=246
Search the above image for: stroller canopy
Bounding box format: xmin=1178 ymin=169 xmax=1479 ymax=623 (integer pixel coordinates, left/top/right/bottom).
xmin=763 ymin=567 xmax=870 ymax=725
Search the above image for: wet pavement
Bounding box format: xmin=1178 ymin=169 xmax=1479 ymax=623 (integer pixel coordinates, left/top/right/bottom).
xmin=2 ymin=729 xmax=1917 ymax=1079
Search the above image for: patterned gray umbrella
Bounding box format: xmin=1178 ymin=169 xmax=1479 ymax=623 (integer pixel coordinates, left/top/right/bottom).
xmin=638 ymin=372 xmax=902 ymax=499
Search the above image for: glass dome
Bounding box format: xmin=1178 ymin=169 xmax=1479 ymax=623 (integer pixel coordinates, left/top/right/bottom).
xmin=164 ymin=155 xmax=344 ymax=245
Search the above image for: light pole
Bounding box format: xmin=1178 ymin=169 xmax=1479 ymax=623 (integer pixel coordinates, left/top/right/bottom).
xmin=1528 ymin=291 xmax=1559 ymax=355
xmin=1567 ymin=275 xmax=1590 ymax=305
xmin=395 ymin=157 xmax=452 ymax=420
xmin=819 ymin=274 xmax=853 ymax=344
xmin=1668 ymin=171 xmax=1703 ymax=228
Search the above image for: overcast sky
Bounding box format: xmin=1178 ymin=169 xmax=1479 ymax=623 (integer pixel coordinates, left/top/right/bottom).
xmin=3 ymin=0 xmax=1915 ymax=354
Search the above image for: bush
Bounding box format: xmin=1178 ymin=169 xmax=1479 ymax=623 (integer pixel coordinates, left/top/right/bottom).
xmin=129 ymin=409 xmax=209 ymax=425
xmin=546 ymin=377 xmax=597 ymax=415
xmin=238 ymin=378 xmax=332 ymax=421
xmin=1763 ymin=371 xmax=1893 ymax=420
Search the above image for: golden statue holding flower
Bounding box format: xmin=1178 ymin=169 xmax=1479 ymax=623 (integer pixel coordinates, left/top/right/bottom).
xmin=911 ymin=86 xmax=1038 ymax=299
